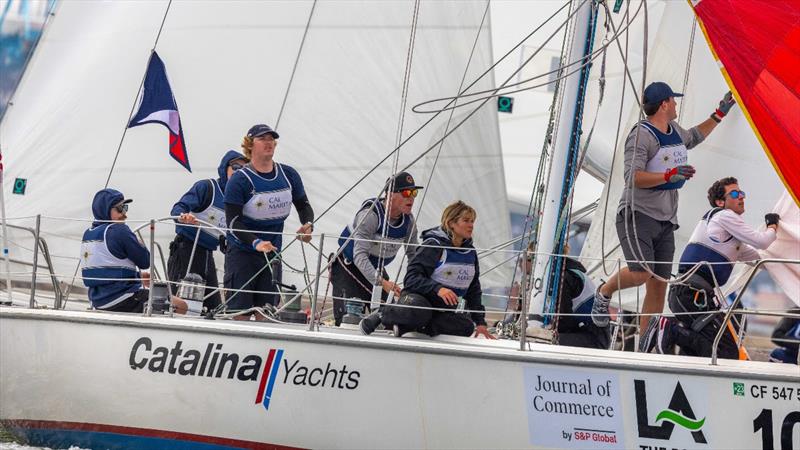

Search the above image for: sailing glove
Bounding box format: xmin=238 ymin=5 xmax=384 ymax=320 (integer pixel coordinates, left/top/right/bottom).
xmin=765 ymin=213 xmax=780 ymax=227
xmin=664 ymin=165 xmax=695 ymax=184
xmin=713 ymin=91 xmax=736 ymax=120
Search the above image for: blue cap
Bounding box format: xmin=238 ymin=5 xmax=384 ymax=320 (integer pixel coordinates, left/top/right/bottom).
xmin=247 ymin=124 xmax=279 ymax=139
xmin=643 ymin=82 xmax=683 ymax=105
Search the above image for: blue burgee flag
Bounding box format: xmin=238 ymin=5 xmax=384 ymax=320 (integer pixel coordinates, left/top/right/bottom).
xmin=128 ymin=51 xmax=191 ymax=172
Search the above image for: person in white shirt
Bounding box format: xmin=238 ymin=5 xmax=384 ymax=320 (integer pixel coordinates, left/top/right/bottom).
xmin=640 ymin=176 xmax=779 ymax=358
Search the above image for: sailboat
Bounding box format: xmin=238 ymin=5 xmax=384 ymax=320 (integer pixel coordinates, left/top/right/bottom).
xmin=1 ymin=1 xmax=798 ymax=449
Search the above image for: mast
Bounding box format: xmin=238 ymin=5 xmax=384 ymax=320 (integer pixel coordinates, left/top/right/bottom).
xmin=528 ymin=0 xmax=598 ymax=328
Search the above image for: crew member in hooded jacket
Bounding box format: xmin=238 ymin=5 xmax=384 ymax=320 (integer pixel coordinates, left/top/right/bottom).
xmin=80 ymin=189 xmax=151 ymax=312
xmin=168 ymin=150 xmax=247 ymax=310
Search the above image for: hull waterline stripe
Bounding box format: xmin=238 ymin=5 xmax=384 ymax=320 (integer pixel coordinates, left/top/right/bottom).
xmin=0 ymin=419 xmax=302 ymax=450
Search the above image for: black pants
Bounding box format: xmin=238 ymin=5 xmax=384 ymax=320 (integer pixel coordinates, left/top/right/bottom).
xmin=330 ymin=256 xmax=387 ymax=326
xmin=668 ymin=281 xmax=739 ymax=360
xmin=101 ymin=289 xmax=148 ymax=313
xmin=223 ymin=245 xmax=278 ymax=310
xmin=167 ymin=235 xmax=221 ymax=310
xmin=558 ymin=323 xmax=610 ymax=350
xmin=382 ymin=292 xmax=475 ymax=337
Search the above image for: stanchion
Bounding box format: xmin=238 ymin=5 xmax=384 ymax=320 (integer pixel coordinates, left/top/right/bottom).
xmin=309 ymin=233 xmax=325 ymax=331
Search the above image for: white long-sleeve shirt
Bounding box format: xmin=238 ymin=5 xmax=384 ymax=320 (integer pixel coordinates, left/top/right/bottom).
xmin=679 ymin=208 xmax=776 ymax=285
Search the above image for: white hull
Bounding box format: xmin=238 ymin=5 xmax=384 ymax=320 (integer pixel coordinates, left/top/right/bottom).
xmin=1 ymin=307 xmax=798 ymax=449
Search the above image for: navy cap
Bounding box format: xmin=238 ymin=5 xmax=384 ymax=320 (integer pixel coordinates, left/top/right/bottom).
xmin=387 ymin=171 xmax=424 ymax=192
xmin=643 ymin=81 xmax=683 ymax=105
xmin=105 ymin=189 xmax=133 ymax=207
xmin=246 ymin=124 xmax=280 ymax=139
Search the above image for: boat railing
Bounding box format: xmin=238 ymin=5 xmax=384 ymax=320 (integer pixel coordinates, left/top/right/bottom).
xmin=711 ymin=258 xmax=800 ymax=365
xmin=2 ymin=214 xmax=798 ymax=365
xmin=4 ymin=219 xmax=64 ymax=309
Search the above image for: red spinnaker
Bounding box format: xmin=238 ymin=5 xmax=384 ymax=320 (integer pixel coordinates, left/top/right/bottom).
xmin=691 ymin=0 xmax=800 ymax=205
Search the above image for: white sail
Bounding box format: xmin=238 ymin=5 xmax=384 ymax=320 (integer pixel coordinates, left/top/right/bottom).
xmin=759 ymin=192 xmax=800 ymax=306
xmin=0 ymin=0 xmax=512 ymax=292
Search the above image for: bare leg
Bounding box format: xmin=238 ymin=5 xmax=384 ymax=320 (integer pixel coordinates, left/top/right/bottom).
xmin=640 ymin=277 xmax=667 ymax=332
xmin=599 ymin=267 xmax=650 ymax=298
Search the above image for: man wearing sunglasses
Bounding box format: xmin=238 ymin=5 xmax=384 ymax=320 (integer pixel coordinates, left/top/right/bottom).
xmin=167 ymin=150 xmax=247 ymax=311
xmin=641 ymin=177 xmax=780 ymax=358
xmin=333 ymin=171 xmax=422 ymax=327
xmin=593 ymin=82 xmax=737 ymax=333
xmin=80 ymin=189 xmax=151 ymax=312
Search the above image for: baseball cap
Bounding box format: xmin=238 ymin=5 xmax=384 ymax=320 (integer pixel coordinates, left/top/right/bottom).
xmin=246 ymin=124 xmax=280 ymax=139
xmin=643 ymin=82 xmax=683 ymax=105
xmin=386 ymin=171 xmax=424 ymax=192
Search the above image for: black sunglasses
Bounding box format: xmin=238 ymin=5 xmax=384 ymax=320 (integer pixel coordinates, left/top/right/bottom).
xmin=114 ymin=203 xmax=129 ymax=214
xmin=229 ymin=162 xmax=245 ymax=171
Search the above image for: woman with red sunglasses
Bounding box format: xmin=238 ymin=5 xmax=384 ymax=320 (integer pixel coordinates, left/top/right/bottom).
xmin=333 ymin=171 xmax=422 ymax=327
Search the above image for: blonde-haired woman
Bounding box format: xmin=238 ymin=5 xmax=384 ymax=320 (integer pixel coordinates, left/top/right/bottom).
xmin=363 ymin=200 xmax=494 ymax=338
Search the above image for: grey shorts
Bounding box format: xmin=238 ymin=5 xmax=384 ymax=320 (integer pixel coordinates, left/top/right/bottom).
xmin=615 ymin=210 xmax=676 ymax=279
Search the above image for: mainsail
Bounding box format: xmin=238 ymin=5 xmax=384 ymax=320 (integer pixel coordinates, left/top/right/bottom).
xmin=0 ymin=1 xmax=512 ymax=290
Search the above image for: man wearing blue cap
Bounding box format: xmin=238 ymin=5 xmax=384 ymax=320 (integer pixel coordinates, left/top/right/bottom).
xmin=592 ymin=82 xmax=736 ymax=333
xmin=223 ymin=124 xmax=314 ymax=319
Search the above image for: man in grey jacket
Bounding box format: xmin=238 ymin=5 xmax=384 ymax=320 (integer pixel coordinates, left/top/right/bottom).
xmin=332 ymin=172 xmax=421 ymax=326
xmin=592 ymin=82 xmax=736 ymax=332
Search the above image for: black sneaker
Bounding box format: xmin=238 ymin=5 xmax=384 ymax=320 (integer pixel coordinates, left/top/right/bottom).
xmin=639 ymin=316 xmax=677 ymax=354
xmin=359 ymin=312 xmax=382 ymax=336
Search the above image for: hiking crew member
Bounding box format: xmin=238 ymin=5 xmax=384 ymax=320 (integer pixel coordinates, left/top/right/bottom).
xmin=168 ymin=150 xmax=247 ymax=311
xmin=80 ymin=189 xmax=151 ymax=313
xmin=640 ymin=177 xmax=779 ymax=358
xmin=224 ymin=124 xmax=314 ymax=319
xmin=592 ymin=82 xmax=736 ymax=332
xmin=332 ymin=172 xmax=421 ymax=326
xmin=361 ymin=201 xmax=494 ymax=339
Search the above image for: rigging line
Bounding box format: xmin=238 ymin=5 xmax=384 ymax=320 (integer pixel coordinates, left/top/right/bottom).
xmin=619 ymin=0 xmax=695 ymax=287
xmin=525 ymin=0 xmax=581 ymax=318
xmin=304 ymin=0 xmax=574 ymax=229
xmin=624 ymin=0 xmax=677 ymax=284
xmin=103 ymin=0 xmax=174 ymax=189
xmin=517 ymin=82 xmax=561 ymax=312
xmin=395 ymin=0 xmax=591 ymax=178
xmin=410 ymin=0 xmax=645 ymax=115
xmin=599 ymin=0 xmax=633 ymax=277
xmin=388 ymin=0 xmax=491 ymax=289
xmin=258 ymin=0 xmax=586 ymax=307
xmin=275 ymin=0 xmax=317 ymax=129
xmin=376 ymin=0 xmax=421 ymax=285
xmin=544 ymin=0 xmax=601 ymax=327
xmin=678 ymin=15 xmax=697 ymax=123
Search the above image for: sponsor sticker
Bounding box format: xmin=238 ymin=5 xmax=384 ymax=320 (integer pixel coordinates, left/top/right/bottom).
xmin=633 ymin=378 xmax=710 ymax=448
xmin=523 ymin=366 xmax=624 ymax=449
